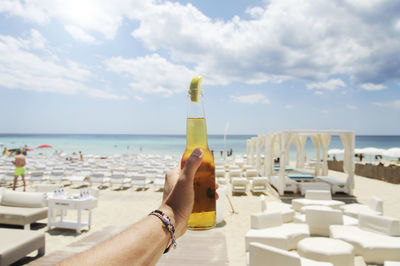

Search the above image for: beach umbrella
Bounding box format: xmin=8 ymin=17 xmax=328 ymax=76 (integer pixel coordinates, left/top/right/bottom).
xmin=328 ymin=149 xmax=344 ymax=155
xmin=356 ymin=147 xmax=385 ymax=163
xmin=37 ymin=144 xmax=53 ymax=148
xmin=384 ymin=148 xmax=400 ymax=158
xmin=357 ymin=147 xmax=385 ymax=156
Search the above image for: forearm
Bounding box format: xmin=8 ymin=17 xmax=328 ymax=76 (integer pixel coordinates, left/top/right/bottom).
xmin=58 ymin=212 xmax=172 ymax=266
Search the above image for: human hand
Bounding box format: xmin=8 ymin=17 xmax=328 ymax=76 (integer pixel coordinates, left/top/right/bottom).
xmin=160 ymin=148 xmax=203 ymax=238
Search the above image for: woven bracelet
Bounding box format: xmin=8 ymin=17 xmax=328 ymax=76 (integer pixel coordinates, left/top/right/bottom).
xmin=149 ymin=210 xmax=177 ymax=253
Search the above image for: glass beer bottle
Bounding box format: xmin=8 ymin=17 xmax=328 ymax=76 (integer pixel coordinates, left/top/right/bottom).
xmin=181 ymin=76 xmax=216 ymax=230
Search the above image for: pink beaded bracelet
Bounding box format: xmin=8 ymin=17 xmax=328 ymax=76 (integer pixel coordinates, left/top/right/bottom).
xmin=149 ymin=210 xmax=177 ymax=253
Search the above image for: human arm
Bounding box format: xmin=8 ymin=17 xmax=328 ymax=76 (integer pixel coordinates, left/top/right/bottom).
xmin=58 ymin=148 xmax=204 ymax=266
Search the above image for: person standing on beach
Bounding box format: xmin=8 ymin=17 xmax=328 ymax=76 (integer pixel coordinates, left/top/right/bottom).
xmin=79 ymin=151 xmax=84 ymax=161
xmin=13 ymin=150 xmax=26 ymax=191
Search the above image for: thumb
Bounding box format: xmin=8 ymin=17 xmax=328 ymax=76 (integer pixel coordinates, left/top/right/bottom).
xmin=182 ymin=148 xmax=203 ymax=179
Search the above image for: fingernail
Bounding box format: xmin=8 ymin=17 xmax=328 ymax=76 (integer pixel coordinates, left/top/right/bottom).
xmin=192 ymin=148 xmax=203 ymax=157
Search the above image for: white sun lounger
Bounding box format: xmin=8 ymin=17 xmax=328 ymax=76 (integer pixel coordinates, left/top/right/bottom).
xmin=229 ymin=169 xmax=242 ymax=182
xmin=298 ymin=182 xmax=331 ymax=196
xmin=330 ymin=214 xmax=400 ymax=264
xmin=89 ymin=172 xmax=110 ymax=189
xmin=0 ymin=228 xmax=45 ymax=266
xmin=231 ymin=177 xmax=247 ymax=194
xmin=340 ymin=196 xmax=383 ymax=218
xmin=292 ymin=190 xmax=345 ymax=212
xmin=245 ymin=169 xmax=259 ymax=180
xmin=270 ymin=175 xmax=297 ymax=194
xmin=294 ymin=206 xmax=358 ymax=228
xmin=245 ymin=211 xmax=309 ymax=251
xmin=48 ymin=170 xmax=65 ymax=184
xmin=153 ymin=174 xmax=165 ymax=191
xmin=28 ymin=170 xmax=46 ymax=184
xmin=249 ymin=242 xmax=333 ymax=266
xmin=262 ymin=199 xmax=295 ymax=223
xmin=250 ymin=177 xmax=269 ymax=193
xmin=130 ymin=173 xmax=151 ymax=191
xmin=110 ymin=172 xmax=130 ymax=190
xmin=316 ymin=176 xmax=348 ymax=194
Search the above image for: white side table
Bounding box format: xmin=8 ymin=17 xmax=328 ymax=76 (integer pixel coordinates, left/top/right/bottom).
xmin=47 ymin=195 xmax=96 ymax=233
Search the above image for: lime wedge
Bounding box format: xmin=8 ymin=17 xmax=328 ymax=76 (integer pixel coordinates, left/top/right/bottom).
xmin=189 ymin=76 xmax=203 ymax=102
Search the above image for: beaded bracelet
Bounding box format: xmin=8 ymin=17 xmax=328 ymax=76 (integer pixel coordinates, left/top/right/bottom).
xmin=149 ymin=210 xmax=177 ymax=253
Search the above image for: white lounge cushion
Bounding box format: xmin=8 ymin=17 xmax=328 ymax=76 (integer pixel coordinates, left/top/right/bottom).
xmin=295 ymin=212 xmax=357 ymax=227
xmin=1 ymin=190 xmax=47 ymax=208
xmin=306 ymin=207 xmax=344 ymax=236
xmin=305 ymin=190 xmax=332 ymax=200
xmin=270 ymin=175 xmax=297 ymax=193
xmin=249 ymin=242 xmax=333 ymax=266
xmin=385 ymin=261 xmax=400 ymax=266
xmin=229 ymin=169 xmax=241 ymax=178
xmin=246 ymin=215 xmax=310 ymax=251
xmin=340 ymin=196 xmax=383 ymax=218
xmin=215 ymin=169 xmax=225 ymax=177
xmin=299 ymin=183 xmax=331 ymax=195
xmin=251 ymin=211 xmax=283 ymax=229
xmin=292 ymin=198 xmax=345 ymax=212
xmin=251 ymin=177 xmax=269 ymax=193
xmin=358 ymin=214 xmax=400 ymax=236
xmin=266 ymin=201 xmax=295 ymax=223
xmin=0 ymin=228 xmax=45 ymax=266
xmin=330 ymin=225 xmax=400 ymax=264
xmin=232 ymin=177 xmax=247 ymax=193
xmin=245 ymin=169 xmax=258 ymax=178
xmin=297 ymin=237 xmax=354 ymax=266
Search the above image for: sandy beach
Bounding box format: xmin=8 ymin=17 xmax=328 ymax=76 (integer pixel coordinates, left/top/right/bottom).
xmin=4 ymin=165 xmax=396 ymax=266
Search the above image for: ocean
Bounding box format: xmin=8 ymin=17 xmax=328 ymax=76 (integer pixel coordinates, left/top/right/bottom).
xmin=0 ymin=134 xmax=399 ymax=160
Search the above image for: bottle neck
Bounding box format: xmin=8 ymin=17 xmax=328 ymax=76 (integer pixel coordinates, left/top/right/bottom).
xmin=186 ymin=95 xmax=208 ymax=149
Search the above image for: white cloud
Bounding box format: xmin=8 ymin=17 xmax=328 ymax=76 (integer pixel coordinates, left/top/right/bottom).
xmin=361 ymin=83 xmax=387 ymax=91
xmin=1 ymin=0 xmax=400 ymax=88
xmin=314 ymin=91 xmax=323 ymax=95
xmin=65 ymin=25 xmax=99 ymax=44
xmin=285 ymin=104 xmax=294 ymax=109
xmin=105 ymin=54 xmax=196 ymax=96
xmin=0 ymin=31 xmax=123 ymax=99
xmin=394 ymin=100 xmax=400 ymax=109
xmin=230 ymin=93 xmax=270 ymax=104
xmin=134 ymin=95 xmax=145 ymax=102
xmin=372 ymin=100 xmax=400 ymax=109
xmin=307 ymin=79 xmax=346 ymax=90
xmin=346 ymin=104 xmax=358 ymax=110
xmin=372 ymin=102 xmax=385 ymax=107
xmin=0 ymin=0 xmax=127 ymax=39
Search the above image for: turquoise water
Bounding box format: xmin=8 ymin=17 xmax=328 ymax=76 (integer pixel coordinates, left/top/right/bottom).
xmin=0 ymin=134 xmax=399 ymax=159
xmin=0 ymin=134 xmax=251 ymax=158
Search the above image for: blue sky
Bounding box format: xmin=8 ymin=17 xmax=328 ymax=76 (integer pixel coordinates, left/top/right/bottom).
xmin=0 ymin=0 xmax=399 ymax=135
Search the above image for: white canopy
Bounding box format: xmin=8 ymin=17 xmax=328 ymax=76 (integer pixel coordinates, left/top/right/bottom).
xmin=247 ymin=130 xmax=355 ymax=196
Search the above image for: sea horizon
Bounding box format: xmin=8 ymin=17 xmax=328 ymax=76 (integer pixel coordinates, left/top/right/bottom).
xmin=1 ymin=133 xmax=399 ymax=159
xmin=1 ymin=133 xmax=399 ymax=136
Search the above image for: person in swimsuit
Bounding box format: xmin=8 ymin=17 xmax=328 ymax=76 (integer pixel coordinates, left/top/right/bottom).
xmin=13 ymin=150 xmax=27 ymax=191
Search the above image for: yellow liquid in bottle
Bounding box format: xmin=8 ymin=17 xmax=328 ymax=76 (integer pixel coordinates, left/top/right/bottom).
xmin=181 ymin=117 xmax=216 ymax=230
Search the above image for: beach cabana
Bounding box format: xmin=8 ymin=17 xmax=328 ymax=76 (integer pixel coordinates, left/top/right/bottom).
xmin=247 ymin=130 xmax=355 ymax=195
